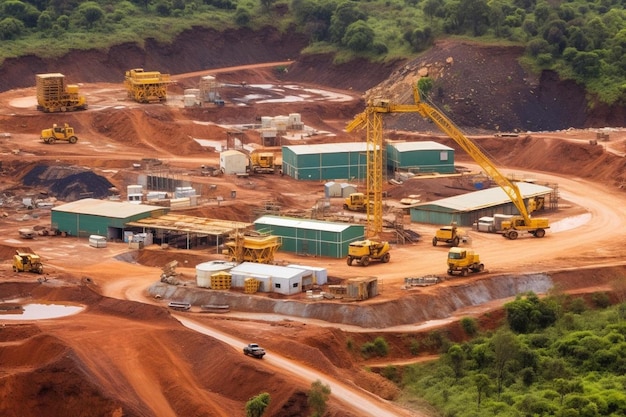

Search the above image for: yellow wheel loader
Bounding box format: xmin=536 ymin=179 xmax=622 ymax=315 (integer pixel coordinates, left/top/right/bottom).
xmin=346 ymin=240 xmax=390 ymax=266
xmin=41 ymin=123 xmax=78 ymax=144
xmin=13 ymin=251 xmax=44 ymax=274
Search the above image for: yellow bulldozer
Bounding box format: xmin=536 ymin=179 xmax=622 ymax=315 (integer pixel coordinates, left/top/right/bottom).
xmin=13 ymin=250 xmax=44 ymax=274
xmin=41 ymin=123 xmax=78 ymax=144
xmin=346 ymin=239 xmax=390 ymax=266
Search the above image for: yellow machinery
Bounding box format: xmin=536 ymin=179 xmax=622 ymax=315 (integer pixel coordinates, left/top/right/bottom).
xmin=41 ymin=123 xmax=78 ymax=144
xmin=250 ymin=151 xmax=277 ymax=174
xmin=224 ymin=232 xmax=281 ymax=264
xmin=124 ymin=68 xmax=173 ymax=103
xmin=343 ymin=192 xmax=368 ymax=212
xmin=13 ymin=250 xmax=43 ymax=274
xmin=432 ymin=222 xmax=465 ymax=246
xmin=36 ymin=73 xmax=87 ymax=113
xmin=447 ymin=247 xmax=484 ymax=276
xmin=409 ymin=84 xmax=550 ymax=240
xmin=346 ymin=239 xmax=390 ymax=266
xmin=347 ymin=83 xmax=549 ymax=240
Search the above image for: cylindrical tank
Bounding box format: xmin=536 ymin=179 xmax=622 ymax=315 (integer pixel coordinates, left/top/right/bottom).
xmin=183 ymin=94 xmax=197 ymax=107
xmin=196 ymin=261 xmax=236 ymax=288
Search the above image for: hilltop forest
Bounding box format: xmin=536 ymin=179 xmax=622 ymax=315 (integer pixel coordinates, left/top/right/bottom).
xmin=0 ymin=0 xmax=624 ymax=106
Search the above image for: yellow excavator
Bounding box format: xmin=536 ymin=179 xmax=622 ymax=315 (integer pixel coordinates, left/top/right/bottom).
xmin=408 ymin=83 xmax=549 ymax=239
xmin=347 ymin=82 xmax=549 ymax=240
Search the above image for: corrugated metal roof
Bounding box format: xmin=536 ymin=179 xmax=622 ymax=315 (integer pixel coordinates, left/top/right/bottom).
xmin=255 ymin=215 xmax=354 ymax=233
xmin=51 ymin=198 xmax=163 ymax=218
xmin=284 ymin=142 xmax=371 ymax=155
xmin=417 ymin=182 xmax=553 ymax=211
xmin=127 ymin=214 xmax=252 ymax=236
xmin=389 ymin=141 xmax=454 ymax=152
xmin=230 ymin=262 xmax=304 ymax=279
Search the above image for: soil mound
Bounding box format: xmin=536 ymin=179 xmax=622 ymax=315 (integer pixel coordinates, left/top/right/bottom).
xmin=21 ymin=165 xmax=113 ymax=201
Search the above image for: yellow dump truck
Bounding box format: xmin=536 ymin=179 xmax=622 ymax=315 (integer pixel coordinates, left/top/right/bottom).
xmin=36 ymin=73 xmax=87 ymax=113
xmin=346 ymin=239 xmax=390 ymax=266
xmin=447 ymin=247 xmax=484 ymax=276
xmin=41 ymin=123 xmax=78 ymax=144
xmin=13 ymin=251 xmax=44 ymax=274
xmin=432 ymin=223 xmax=465 ymax=246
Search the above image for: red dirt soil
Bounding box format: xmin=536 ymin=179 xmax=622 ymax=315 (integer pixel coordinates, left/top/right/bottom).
xmin=1 ymin=37 xmax=626 ymax=417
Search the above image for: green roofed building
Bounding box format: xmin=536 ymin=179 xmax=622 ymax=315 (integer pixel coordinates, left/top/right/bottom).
xmin=282 ymin=142 xmax=372 ymax=181
xmin=51 ymin=198 xmax=168 ymax=240
xmin=386 ymin=141 xmax=455 ymax=174
xmin=254 ymin=215 xmax=365 ymax=258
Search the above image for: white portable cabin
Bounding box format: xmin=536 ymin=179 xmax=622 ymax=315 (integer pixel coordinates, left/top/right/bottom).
xmin=89 ymin=235 xmax=107 ymax=248
xmin=229 ymin=262 xmax=307 ymax=295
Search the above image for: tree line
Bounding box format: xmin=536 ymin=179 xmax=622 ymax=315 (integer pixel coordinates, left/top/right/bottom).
xmin=0 ymin=0 xmax=624 ymax=103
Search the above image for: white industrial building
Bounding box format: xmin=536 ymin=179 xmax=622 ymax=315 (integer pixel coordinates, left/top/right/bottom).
xmin=228 ymin=262 xmax=309 ymax=295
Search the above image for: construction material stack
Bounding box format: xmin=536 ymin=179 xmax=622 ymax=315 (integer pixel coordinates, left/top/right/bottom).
xmin=125 ymin=68 xmax=172 ymax=103
xmin=36 ymin=73 xmax=87 ymax=113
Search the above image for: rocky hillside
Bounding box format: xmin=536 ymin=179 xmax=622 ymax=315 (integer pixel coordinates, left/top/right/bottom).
xmin=0 ymin=26 xmax=623 ymax=131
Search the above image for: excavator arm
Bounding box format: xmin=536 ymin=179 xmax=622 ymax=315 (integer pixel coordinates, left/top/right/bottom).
xmin=411 ymin=85 xmax=532 ymax=224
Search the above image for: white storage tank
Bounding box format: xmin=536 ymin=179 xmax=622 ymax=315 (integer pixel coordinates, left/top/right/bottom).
xmin=196 ymin=261 xmax=237 ymax=288
xmin=183 ymin=94 xmax=197 ymax=107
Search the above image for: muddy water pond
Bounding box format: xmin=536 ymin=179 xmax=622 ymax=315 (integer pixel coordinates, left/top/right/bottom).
xmin=0 ymin=302 xmax=84 ymax=320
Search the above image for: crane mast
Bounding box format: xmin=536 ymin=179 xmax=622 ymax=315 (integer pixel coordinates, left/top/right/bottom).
xmin=347 ymin=82 xmax=549 ymax=240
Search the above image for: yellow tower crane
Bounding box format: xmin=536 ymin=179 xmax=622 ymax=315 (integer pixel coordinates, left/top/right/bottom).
xmin=348 ymin=82 xmax=549 ymax=240
xmin=346 ymin=95 xmax=425 ymax=236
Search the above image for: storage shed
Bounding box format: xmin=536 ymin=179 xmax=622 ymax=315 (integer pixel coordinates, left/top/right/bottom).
xmin=410 ymin=182 xmax=554 ymax=227
xmin=282 ymin=142 xmax=372 ymax=181
xmin=286 ymin=264 xmax=328 ymax=287
xmin=254 ymin=215 xmax=365 ymax=258
xmin=51 ymin=198 xmax=167 ymax=240
xmin=229 ymin=262 xmax=307 ymax=295
xmin=219 ymin=149 xmax=248 ymax=175
xmin=387 ymin=141 xmax=455 ymax=174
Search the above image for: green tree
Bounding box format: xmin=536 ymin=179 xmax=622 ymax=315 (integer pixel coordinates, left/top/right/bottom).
xmin=260 ymin=0 xmax=277 ymax=13
xmin=235 ymin=6 xmax=251 ymax=26
xmin=245 ymin=392 xmax=270 ymax=417
xmin=422 ymin=0 xmax=443 ymax=25
xmin=447 ymin=344 xmax=465 ymax=380
xmin=491 ymin=329 xmax=518 ymax=399
xmin=0 ymin=17 xmax=25 ymax=40
xmin=79 ymin=2 xmax=104 ymax=28
xmin=418 ymin=77 xmax=434 ymax=98
xmin=308 ymin=379 xmax=331 ymax=417
xmin=473 ymin=373 xmax=491 ymax=407
xmin=459 ymin=0 xmax=489 ymax=36
xmin=329 ymin=1 xmax=366 ymax=44
xmin=342 ymin=20 xmax=374 ymax=52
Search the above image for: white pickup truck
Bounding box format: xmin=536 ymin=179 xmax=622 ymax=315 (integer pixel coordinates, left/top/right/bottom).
xmin=243 ymin=343 xmax=266 ymax=359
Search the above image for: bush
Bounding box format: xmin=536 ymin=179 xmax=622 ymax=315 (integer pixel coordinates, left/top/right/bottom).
xmin=460 ymin=317 xmax=479 ymax=336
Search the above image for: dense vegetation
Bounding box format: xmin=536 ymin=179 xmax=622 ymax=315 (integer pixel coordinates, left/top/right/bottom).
xmin=0 ymin=0 xmax=623 ymax=102
xmin=399 ymin=291 xmax=626 ymax=416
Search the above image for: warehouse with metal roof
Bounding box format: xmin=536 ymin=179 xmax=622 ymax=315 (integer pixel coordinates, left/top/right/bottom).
xmin=51 ymin=198 xmax=168 ymax=239
xmin=51 ymin=199 xmax=251 ymax=249
xmin=282 ymin=142 xmax=371 ymax=181
xmin=254 ymin=215 xmax=365 ymax=258
xmin=410 ymin=182 xmax=555 ymax=226
xmin=386 ymin=141 xmax=455 ymax=174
